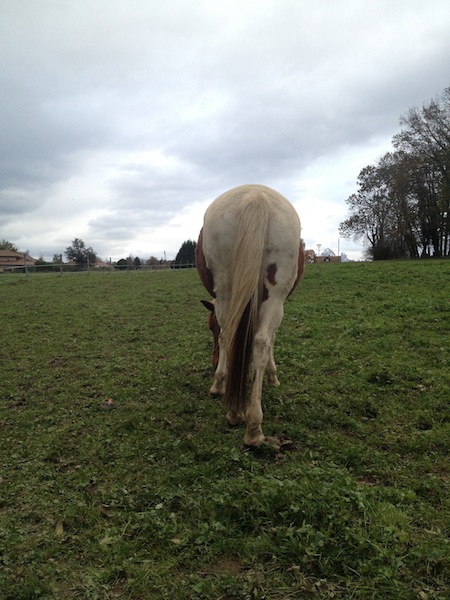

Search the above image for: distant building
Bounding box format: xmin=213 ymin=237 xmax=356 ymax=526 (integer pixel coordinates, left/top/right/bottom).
xmin=314 ymin=255 xmax=341 ymax=263
xmin=315 ymin=248 xmax=341 ymax=263
xmin=0 ymin=250 xmax=37 ymax=272
xmin=94 ymin=260 xmax=112 ymax=269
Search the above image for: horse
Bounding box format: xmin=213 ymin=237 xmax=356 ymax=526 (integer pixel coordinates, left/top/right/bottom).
xmin=196 ymin=184 xmax=304 ymax=447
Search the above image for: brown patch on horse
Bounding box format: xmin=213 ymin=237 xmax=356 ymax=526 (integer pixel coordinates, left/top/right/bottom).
xmin=287 ymin=241 xmax=305 ymax=298
xmin=200 ymin=299 xmax=220 ymax=368
xmin=262 ymin=263 xmax=277 ymax=302
xmin=267 ymin=263 xmax=277 ymax=286
xmin=196 ymin=228 xmax=215 ymax=297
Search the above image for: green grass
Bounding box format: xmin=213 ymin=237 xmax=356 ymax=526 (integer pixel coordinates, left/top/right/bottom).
xmin=1 ymin=261 xmax=449 ymax=599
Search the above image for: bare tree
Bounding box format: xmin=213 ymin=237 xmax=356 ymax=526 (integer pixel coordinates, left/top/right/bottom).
xmin=394 ymin=87 xmax=450 ymax=257
xmin=340 ymin=87 xmax=450 ymax=259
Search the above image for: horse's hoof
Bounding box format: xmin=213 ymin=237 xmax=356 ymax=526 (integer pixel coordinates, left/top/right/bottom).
xmin=267 ymin=375 xmax=280 ymax=387
xmin=209 ymin=384 xmax=225 ymax=396
xmin=243 ymin=433 xmax=266 ymax=448
xmin=226 ymin=411 xmax=245 ymax=427
xmin=244 ymin=436 xmax=294 ymax=455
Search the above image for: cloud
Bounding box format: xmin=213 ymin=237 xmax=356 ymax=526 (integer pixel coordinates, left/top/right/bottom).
xmin=1 ymin=0 xmax=449 ymax=261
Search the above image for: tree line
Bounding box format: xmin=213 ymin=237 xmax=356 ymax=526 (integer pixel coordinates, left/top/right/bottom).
xmin=339 ymin=86 xmax=450 ymax=259
xmin=1 ymin=238 xmax=197 ymax=269
xmin=115 ymin=240 xmax=196 ymax=268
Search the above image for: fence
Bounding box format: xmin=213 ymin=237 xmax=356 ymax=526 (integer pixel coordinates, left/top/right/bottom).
xmin=0 ymin=262 xmax=196 ymax=279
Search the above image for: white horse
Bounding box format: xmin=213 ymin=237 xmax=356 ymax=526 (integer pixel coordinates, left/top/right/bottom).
xmin=196 ymin=184 xmax=304 ymax=447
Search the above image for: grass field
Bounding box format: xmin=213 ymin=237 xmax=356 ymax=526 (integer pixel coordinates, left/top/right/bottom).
xmin=1 ymin=260 xmax=449 ymax=599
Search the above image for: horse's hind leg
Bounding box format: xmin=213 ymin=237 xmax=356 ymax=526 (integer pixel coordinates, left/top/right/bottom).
xmin=266 ymin=333 xmax=280 ymax=387
xmin=210 ymin=331 xmax=227 ymax=396
xmin=244 ymin=302 xmax=283 ymax=447
xmin=244 ymin=331 xmax=268 ymax=446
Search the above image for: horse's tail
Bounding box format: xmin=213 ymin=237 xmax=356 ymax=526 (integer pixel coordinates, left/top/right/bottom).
xmin=223 ymin=194 xmax=270 ymax=417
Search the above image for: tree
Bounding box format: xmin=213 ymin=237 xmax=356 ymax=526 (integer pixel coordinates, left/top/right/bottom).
xmin=340 ymin=153 xmax=421 ymax=259
xmin=115 ymin=258 xmax=128 ymax=270
xmin=65 ymin=238 xmax=97 ymax=267
xmin=146 ymin=256 xmax=161 ymax=266
xmin=173 ymin=240 xmax=196 ymax=267
xmin=0 ymin=240 xmax=19 ymax=252
xmin=394 ymin=87 xmax=450 ymax=183
xmin=125 ymin=255 xmax=136 ymax=269
xmin=340 ymin=86 xmax=450 ymax=259
xmin=339 ymin=162 xmax=398 ymax=259
xmin=393 ymin=87 xmax=450 ymax=257
xmin=34 ymin=256 xmax=54 ymax=272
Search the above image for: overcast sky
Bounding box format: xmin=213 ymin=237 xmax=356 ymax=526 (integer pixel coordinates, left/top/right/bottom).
xmin=1 ymin=0 xmax=449 ymax=262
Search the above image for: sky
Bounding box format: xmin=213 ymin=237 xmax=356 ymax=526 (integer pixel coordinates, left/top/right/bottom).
xmin=1 ymin=0 xmax=449 ymax=262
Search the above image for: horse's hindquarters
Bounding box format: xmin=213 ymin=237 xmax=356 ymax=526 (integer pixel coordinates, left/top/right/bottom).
xmin=198 ymin=184 xmax=303 ymax=447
